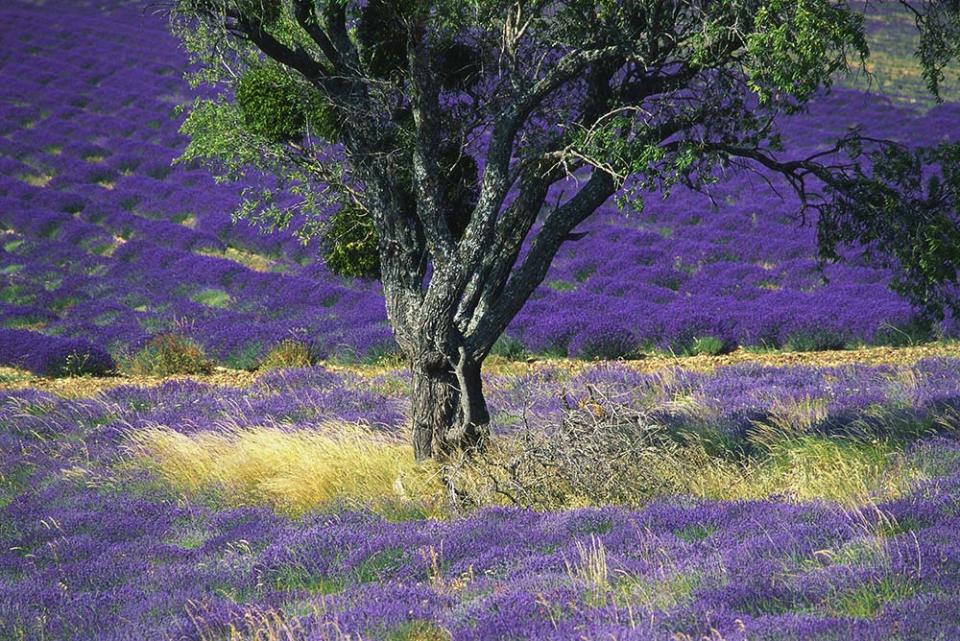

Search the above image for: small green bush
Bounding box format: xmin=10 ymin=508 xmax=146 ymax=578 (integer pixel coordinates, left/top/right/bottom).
xmin=685 ymin=335 xmax=732 ymax=356
xmin=873 ymin=319 xmax=933 ymax=347
xmin=783 ymin=330 xmax=847 ymax=352
xmin=260 ymin=339 xmax=316 ymax=370
xmin=123 ymin=334 xmax=213 ymax=376
xmin=224 ymin=341 xmax=263 ymax=371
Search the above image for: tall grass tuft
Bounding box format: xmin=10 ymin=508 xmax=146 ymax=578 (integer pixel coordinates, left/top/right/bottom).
xmin=121 ymin=333 xmax=213 ymax=376
xmin=259 ymin=339 xmax=316 ymax=370
xmin=565 ymin=535 xmax=611 ymax=597
xmin=124 ymin=423 xmax=444 ymax=519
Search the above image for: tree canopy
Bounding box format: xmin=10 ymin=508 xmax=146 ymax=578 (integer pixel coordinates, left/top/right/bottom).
xmin=170 ymin=0 xmax=959 ymax=459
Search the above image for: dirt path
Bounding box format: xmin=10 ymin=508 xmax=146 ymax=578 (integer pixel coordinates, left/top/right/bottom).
xmin=2 ymin=342 xmax=958 ymax=398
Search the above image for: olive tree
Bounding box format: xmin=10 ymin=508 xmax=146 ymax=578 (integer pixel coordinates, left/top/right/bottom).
xmin=170 ymin=0 xmax=959 ymax=460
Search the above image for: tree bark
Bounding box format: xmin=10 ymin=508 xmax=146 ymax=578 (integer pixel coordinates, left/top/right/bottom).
xmin=410 ymin=352 xmax=489 ymax=461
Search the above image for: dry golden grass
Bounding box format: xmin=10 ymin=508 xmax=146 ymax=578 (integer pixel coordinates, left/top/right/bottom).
xmin=124 ymin=422 xmax=444 ymax=519
xmin=0 ymin=366 xmax=257 ymax=398
xmin=687 ymin=437 xmax=919 ymax=507
xmin=195 ymin=246 xmax=283 ymax=273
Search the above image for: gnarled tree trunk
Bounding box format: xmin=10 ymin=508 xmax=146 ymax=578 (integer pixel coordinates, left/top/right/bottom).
xmin=410 ymin=350 xmax=489 ymax=461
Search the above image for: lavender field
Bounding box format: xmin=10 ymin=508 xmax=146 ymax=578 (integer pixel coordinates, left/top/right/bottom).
xmin=1 ymin=1 xmax=959 ymax=369
xmin=2 ymin=0 xmax=960 ymax=640
xmin=4 ymin=358 xmax=960 ymax=640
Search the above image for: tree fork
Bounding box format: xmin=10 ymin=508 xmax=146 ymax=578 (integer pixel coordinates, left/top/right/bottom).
xmin=410 ymin=348 xmax=489 ymax=461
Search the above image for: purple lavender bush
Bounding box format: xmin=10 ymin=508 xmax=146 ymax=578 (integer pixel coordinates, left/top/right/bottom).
xmin=0 ymin=328 xmax=115 ymax=377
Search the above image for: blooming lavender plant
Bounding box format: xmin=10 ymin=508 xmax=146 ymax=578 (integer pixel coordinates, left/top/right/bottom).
xmin=1 ymin=358 xmax=959 ymax=639
xmin=0 ymin=0 xmax=957 ymax=370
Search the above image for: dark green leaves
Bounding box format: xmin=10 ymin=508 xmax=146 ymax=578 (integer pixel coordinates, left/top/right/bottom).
xmin=236 ymin=63 xmax=308 ymax=142
xmin=747 ymin=0 xmax=868 ymax=107
xmin=913 ymin=1 xmax=960 ymax=101
xmin=818 ymin=141 xmax=960 ymax=318
xmin=357 ymin=0 xmax=417 ymax=79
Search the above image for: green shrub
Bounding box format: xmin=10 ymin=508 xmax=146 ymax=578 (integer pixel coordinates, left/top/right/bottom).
xmin=260 ymin=339 xmax=316 ymax=370
xmin=489 ymin=334 xmax=528 ymax=360
xmin=224 ymin=341 xmax=263 ymax=371
xmin=873 ymin=319 xmax=933 ymax=347
xmin=783 ymin=330 xmax=847 ymax=352
xmin=236 ymin=64 xmax=307 ymax=142
xmin=123 ymin=334 xmax=213 ymax=376
xmin=685 ymin=335 xmax=732 ymax=356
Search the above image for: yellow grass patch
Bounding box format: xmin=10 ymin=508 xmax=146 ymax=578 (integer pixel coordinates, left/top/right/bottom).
xmin=20 ymin=173 xmax=54 ymax=187
xmin=195 ymin=246 xmax=283 ymax=272
xmin=693 ymin=437 xmax=919 ymax=507
xmin=125 ymin=423 xmax=444 ymax=519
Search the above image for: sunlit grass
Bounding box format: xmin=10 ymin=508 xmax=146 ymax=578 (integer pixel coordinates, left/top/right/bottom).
xmin=736 ymin=437 xmax=916 ymax=504
xmin=124 ymin=423 xmax=445 ymax=519
xmin=195 ymin=246 xmax=285 ymax=273
xmin=460 ymin=433 xmax=926 ymax=511
xmin=653 ymin=436 xmax=919 ymax=507
xmin=127 ymin=423 xmax=936 ymax=520
xmin=191 ymin=288 xmax=232 ymax=308
xmin=18 ymin=172 xmax=54 ymax=187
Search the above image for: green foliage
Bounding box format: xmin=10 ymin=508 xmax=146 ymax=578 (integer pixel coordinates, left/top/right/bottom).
xmin=122 ymin=334 xmax=213 ymax=376
xmin=685 ymin=336 xmax=732 ymax=357
xmin=179 ymin=98 xmax=261 ymax=179
xmin=675 ymin=524 xmax=718 ymax=543
xmin=818 ymin=141 xmax=960 ymax=320
xmin=830 ymin=576 xmax=917 ymax=619
xmin=488 ymin=334 xmax=528 ymax=360
xmin=873 ymin=319 xmax=934 ymax=347
xmin=355 ymin=548 xmax=405 ymax=584
xmin=236 ymin=63 xmax=307 ymax=142
xmin=915 ymin=2 xmax=960 ymax=101
xmin=747 ymin=0 xmax=868 ymax=107
xmin=323 ymin=205 xmax=381 ymax=279
xmin=170 ymin=0 xmax=960 ymax=328
xmin=307 ymin=99 xmax=344 ymax=142
xmin=237 ymin=0 xmax=282 ymax=26
xmin=783 ymin=329 xmax=847 ymax=352
xmin=224 ymin=341 xmax=264 ymax=370
xmin=271 ymin=567 xmax=343 ymax=594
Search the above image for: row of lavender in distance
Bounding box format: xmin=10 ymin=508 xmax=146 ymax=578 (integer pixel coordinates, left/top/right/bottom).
xmin=1 ymin=0 xmax=959 ymax=369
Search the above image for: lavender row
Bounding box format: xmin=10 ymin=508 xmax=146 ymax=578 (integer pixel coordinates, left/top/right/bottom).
xmin=2 ymin=358 xmax=960 ymax=639
xmin=1 ymin=0 xmax=959 ymax=366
